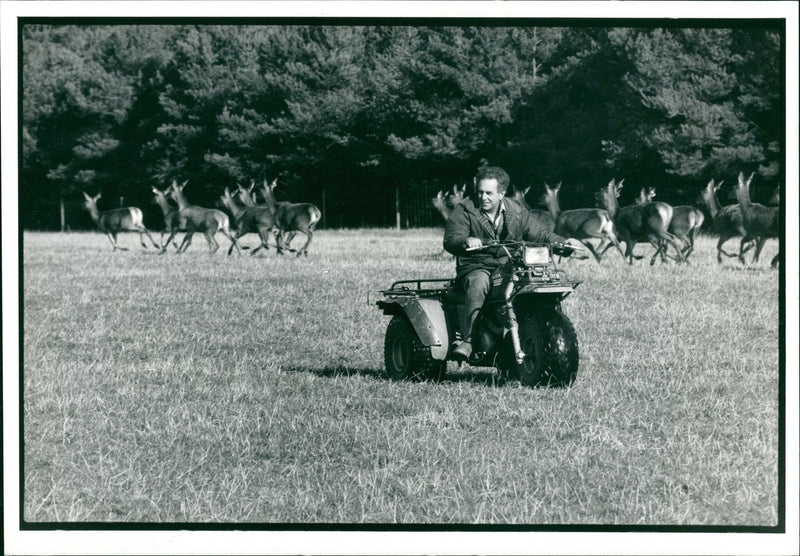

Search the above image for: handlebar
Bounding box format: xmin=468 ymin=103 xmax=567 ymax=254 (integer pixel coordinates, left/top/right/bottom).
xmin=465 ymin=240 xmax=585 ymax=254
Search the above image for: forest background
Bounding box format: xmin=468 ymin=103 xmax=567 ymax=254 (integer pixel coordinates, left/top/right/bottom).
xmin=20 ymin=22 xmax=784 ymax=230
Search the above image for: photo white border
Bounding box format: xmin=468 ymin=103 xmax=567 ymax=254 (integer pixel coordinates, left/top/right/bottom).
xmin=3 ymin=2 xmax=797 ymax=555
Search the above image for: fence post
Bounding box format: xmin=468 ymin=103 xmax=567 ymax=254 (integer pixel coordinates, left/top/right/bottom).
xmin=60 ymin=197 xmax=65 ymax=232
xmin=395 ymin=188 xmax=400 ymax=230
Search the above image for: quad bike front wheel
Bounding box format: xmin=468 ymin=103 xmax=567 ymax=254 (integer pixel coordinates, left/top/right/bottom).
xmin=516 ymin=308 xmax=579 ymax=388
xmin=384 ymin=315 xmax=446 ymax=382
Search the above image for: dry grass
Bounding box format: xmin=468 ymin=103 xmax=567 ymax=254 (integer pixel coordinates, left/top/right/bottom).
xmin=21 ymin=229 xmax=780 ymax=525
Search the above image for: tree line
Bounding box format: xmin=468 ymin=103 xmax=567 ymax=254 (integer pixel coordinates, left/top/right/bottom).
xmin=21 ymin=22 xmax=783 ymax=229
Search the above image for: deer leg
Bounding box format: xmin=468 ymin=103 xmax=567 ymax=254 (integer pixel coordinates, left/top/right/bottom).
xmin=136 ymin=226 xmax=160 ymax=249
xmin=660 ymin=233 xmax=685 ymax=265
xmin=247 ymin=230 xmax=269 ymax=255
xmin=771 ymin=250 xmax=779 ymax=269
xmin=650 ymin=238 xmax=665 ymax=263
xmin=652 ymin=238 xmax=668 ymax=263
xmin=108 ymin=232 xmax=128 ymax=251
xmin=657 ymin=233 xmax=685 ymax=264
xmin=738 ymin=235 xmax=757 ymax=264
xmin=648 ymin=238 xmax=663 ymax=266
xmin=717 ymin=235 xmax=741 ymax=262
xmin=751 ymin=237 xmax=767 ymax=264
xmin=282 ymin=231 xmax=297 ymax=249
xmin=624 ymin=239 xmax=637 ymax=265
xmin=606 ymin=234 xmax=626 ymax=262
xmin=177 ymin=231 xmax=195 ymax=253
xmin=295 ymin=228 xmax=313 ymax=257
xmin=251 ymin=228 xmax=273 ymax=255
xmin=229 ymin=230 xmax=246 ymax=255
xmin=105 ymin=232 xmax=118 ymax=251
xmin=685 ymin=230 xmax=696 ymax=258
xmin=598 ymin=240 xmax=611 ymax=259
xmin=655 ymin=238 xmax=682 ymax=263
xmin=274 ymin=229 xmax=288 ymax=255
xmin=143 ymin=227 xmax=160 ymax=249
xmin=220 ymin=229 xmax=240 ymax=256
xmin=579 ymin=239 xmax=602 ymax=262
xmin=673 ymin=235 xmax=690 ymax=260
xmin=160 ymin=229 xmax=179 ymax=254
xmin=204 ymin=232 xmax=219 ymax=254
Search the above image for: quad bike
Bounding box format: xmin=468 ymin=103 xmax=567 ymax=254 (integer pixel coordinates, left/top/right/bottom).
xmin=373 ymin=240 xmax=582 ymax=388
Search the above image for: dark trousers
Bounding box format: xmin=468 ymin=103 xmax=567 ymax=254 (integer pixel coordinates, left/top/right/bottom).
xmin=459 ymin=269 xmax=491 ymax=344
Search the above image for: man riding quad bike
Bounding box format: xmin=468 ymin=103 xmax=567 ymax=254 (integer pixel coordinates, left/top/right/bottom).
xmin=375 ymin=166 xmax=584 ymax=387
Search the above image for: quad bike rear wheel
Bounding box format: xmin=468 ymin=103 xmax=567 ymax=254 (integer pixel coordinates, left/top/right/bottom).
xmin=384 ymin=315 xmax=446 ymax=382
xmin=516 ymin=308 xmax=579 ymax=388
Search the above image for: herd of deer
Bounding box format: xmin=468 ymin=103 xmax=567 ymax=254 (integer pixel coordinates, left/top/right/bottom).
xmin=82 ymin=179 xmax=321 ymax=257
xmin=81 ymin=171 xmax=778 ymax=267
xmin=433 ymin=172 xmax=780 ymax=268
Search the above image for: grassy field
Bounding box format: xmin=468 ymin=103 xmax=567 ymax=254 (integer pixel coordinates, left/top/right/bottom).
xmin=21 ymin=229 xmax=780 ymax=525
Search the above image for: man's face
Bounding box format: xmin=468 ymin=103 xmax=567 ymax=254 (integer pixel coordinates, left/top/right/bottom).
xmin=476 ymin=178 xmax=504 ymax=214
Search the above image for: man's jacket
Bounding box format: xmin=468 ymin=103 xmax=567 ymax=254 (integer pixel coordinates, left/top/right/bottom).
xmin=443 ymin=195 xmax=565 ymax=281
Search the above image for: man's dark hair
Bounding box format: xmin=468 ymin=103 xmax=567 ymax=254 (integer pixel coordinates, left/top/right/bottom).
xmin=475 ymin=166 xmax=510 ymax=193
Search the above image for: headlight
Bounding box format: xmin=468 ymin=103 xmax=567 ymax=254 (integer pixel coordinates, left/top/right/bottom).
xmin=523 ymin=246 xmax=550 ymax=265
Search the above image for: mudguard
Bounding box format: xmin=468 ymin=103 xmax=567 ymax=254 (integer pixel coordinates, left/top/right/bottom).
xmin=383 ymin=298 xmax=450 ymax=360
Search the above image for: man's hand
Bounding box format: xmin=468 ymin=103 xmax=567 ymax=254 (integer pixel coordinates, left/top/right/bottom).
xmin=464 ymin=237 xmax=483 ymax=251
xmin=558 ymin=238 xmax=590 ymax=259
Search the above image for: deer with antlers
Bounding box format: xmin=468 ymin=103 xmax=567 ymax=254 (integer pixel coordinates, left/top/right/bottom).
xmin=81 ymin=192 xmax=160 ymax=251
xmin=235 ymin=181 xmax=302 ymax=252
xmin=159 ymin=180 xmax=240 ymax=255
xmin=152 ymin=186 xmax=185 ymax=251
xmin=596 ymin=179 xmax=684 ymax=265
xmin=506 ymin=184 xmax=556 ymax=233
xmin=734 ymin=172 xmax=779 ymax=268
xmin=636 ymin=187 xmax=705 ymax=260
xmin=219 ymin=188 xmax=280 ymax=256
xmin=260 ymin=178 xmax=322 ymax=257
xmin=432 ymin=184 xmax=467 ymax=222
xmin=236 ymin=182 xmax=259 ymax=207
xmin=542 ymin=182 xmax=624 ymax=263
xmin=698 ymin=179 xmax=754 ymax=264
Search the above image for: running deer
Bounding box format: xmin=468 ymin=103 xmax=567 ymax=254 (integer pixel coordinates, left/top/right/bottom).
xmin=699 ymin=179 xmax=755 ymax=263
xmin=637 ymin=187 xmax=705 ymax=260
xmin=507 ymin=185 xmax=555 ymax=233
xmin=596 ymin=179 xmax=685 ymax=265
xmin=432 ymin=184 xmax=466 ymax=221
xmin=542 ymin=182 xmax=624 ymax=262
xmin=236 ymin=182 xmax=258 ymax=207
xmin=152 ymin=186 xmax=185 ymax=251
xmin=235 ymin=181 xmax=300 ymax=250
xmin=81 ymin=192 xmax=160 ymax=251
xmin=161 ymin=180 xmax=240 ymax=255
xmin=220 ymin=188 xmax=278 ymax=256
xmin=260 ymin=178 xmax=322 ymax=257
xmin=734 ymin=172 xmax=779 ymax=268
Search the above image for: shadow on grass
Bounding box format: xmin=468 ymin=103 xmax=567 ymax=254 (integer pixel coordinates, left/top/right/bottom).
xmin=719 ymin=263 xmax=779 ymax=273
xmin=282 ymin=364 xmax=508 ymax=388
xmin=282 ymin=365 xmax=385 ymax=380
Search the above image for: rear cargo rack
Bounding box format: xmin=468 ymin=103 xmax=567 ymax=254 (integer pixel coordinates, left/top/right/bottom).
xmin=386 ymin=278 xmax=453 ymax=291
